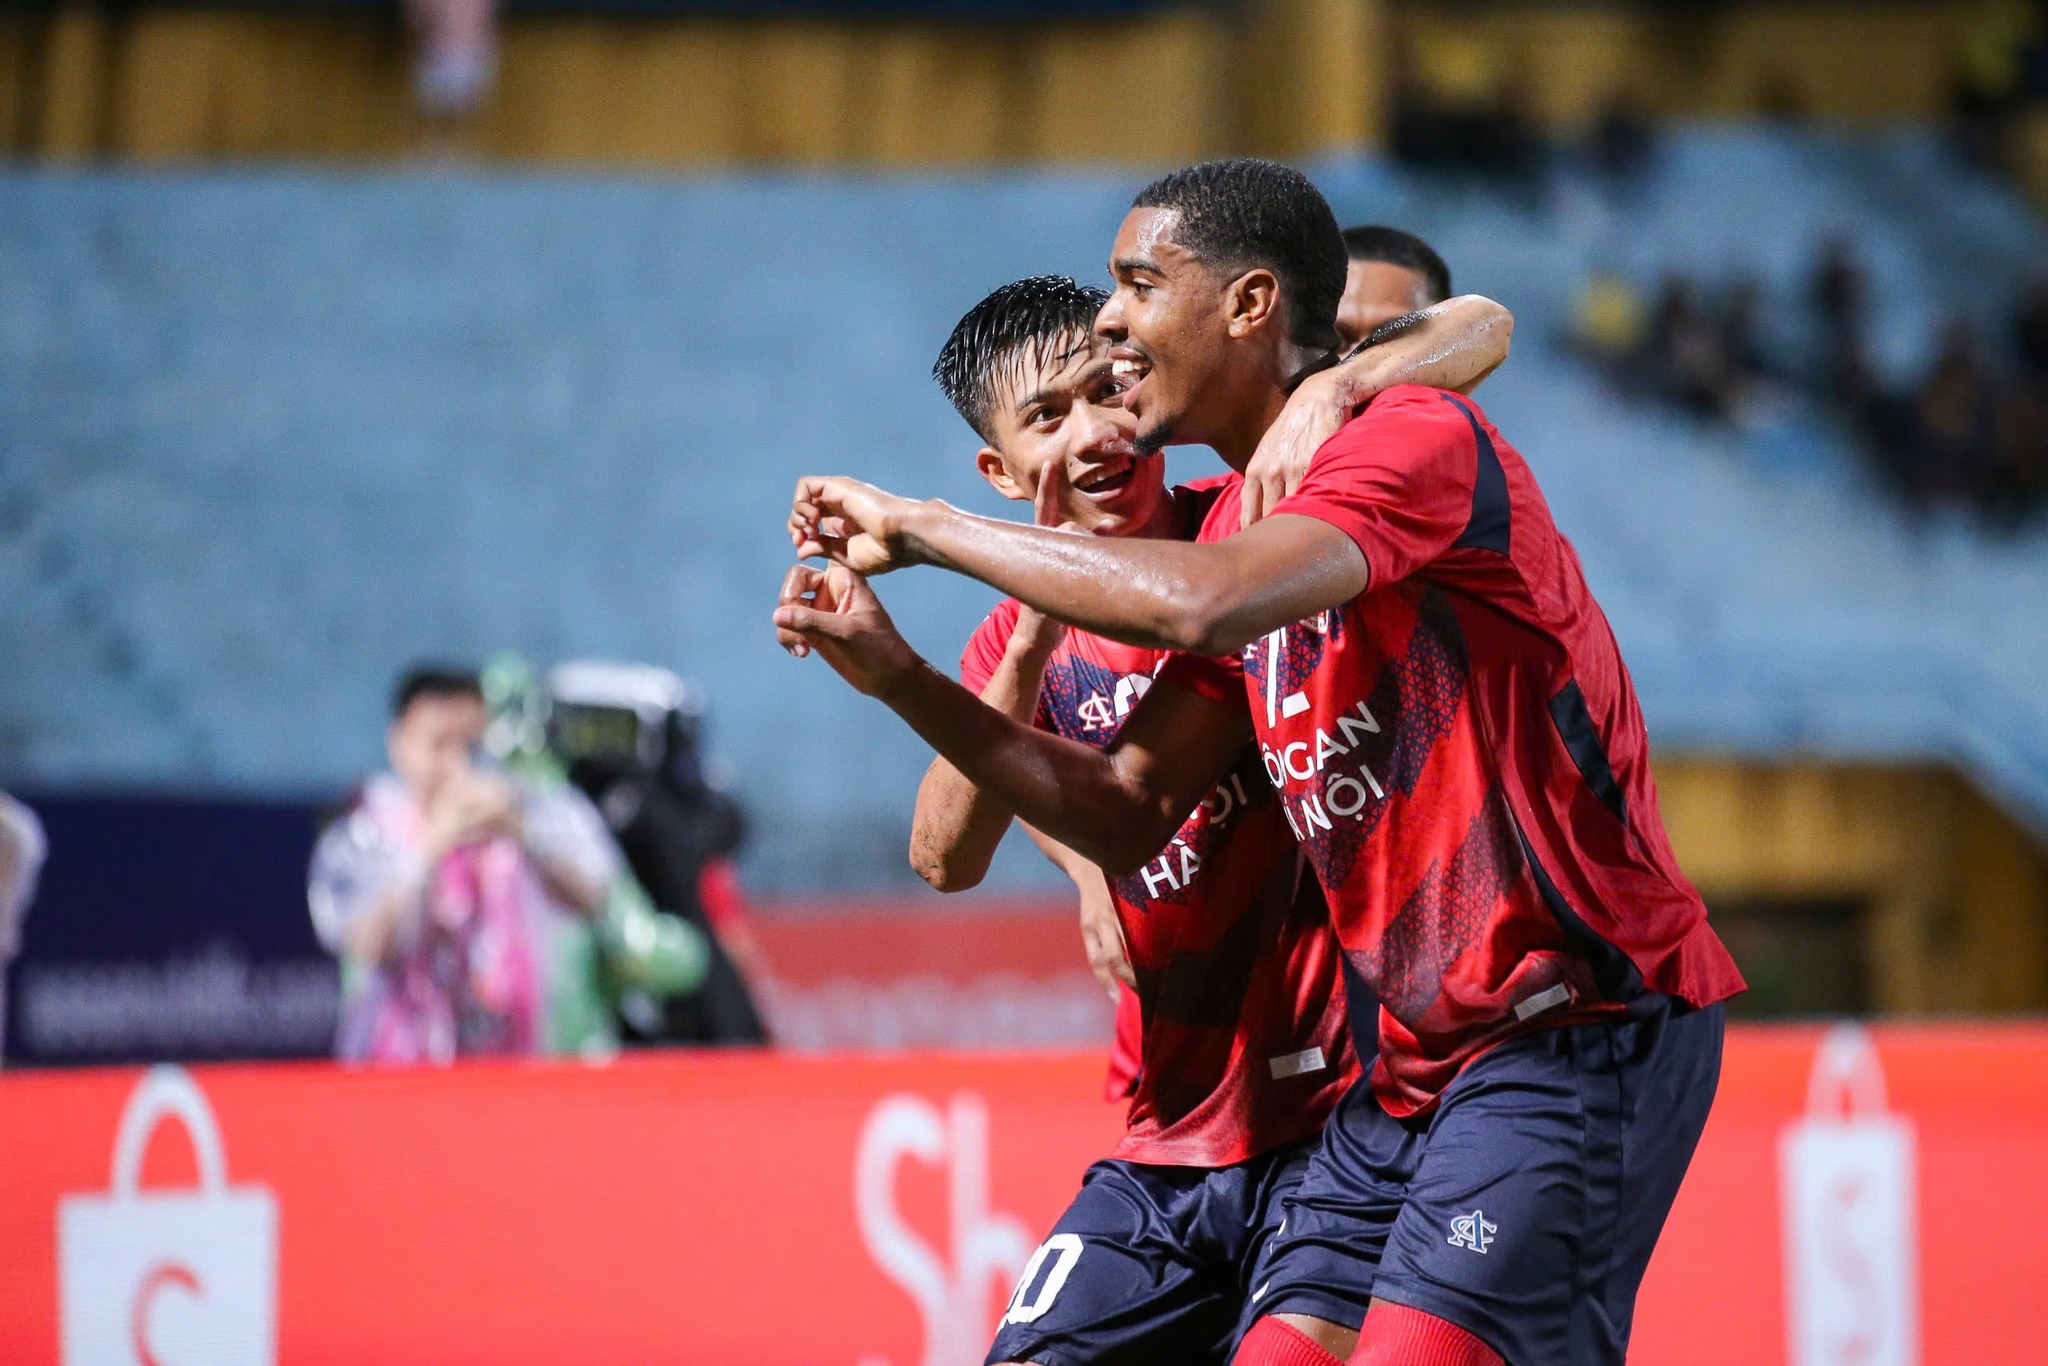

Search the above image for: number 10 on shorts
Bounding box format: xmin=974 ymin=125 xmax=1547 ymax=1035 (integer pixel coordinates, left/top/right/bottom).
xmin=1002 ymin=1234 xmax=1084 ymax=1325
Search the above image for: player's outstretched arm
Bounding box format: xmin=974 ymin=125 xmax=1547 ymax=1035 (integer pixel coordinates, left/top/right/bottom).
xmin=908 ymin=610 xmax=1062 ymax=892
xmin=1240 ymin=294 xmax=1513 ymax=527
xmin=907 ymin=467 xmax=1075 ymax=892
xmin=790 ymin=480 xmax=1368 ymax=658
xmin=774 ymin=564 xmax=1249 ymax=872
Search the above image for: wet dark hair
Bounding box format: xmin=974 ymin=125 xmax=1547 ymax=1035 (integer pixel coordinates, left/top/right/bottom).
xmin=932 ymin=275 xmax=1110 ymax=442
xmin=1131 ymin=158 xmax=1347 ymax=350
xmin=391 ymin=664 xmax=482 ymax=720
xmin=1341 ymin=224 xmax=1453 ymax=304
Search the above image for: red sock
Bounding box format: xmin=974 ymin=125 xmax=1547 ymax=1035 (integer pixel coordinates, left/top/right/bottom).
xmin=1348 ymin=1303 xmax=1502 ymax=1366
xmin=1235 ymin=1316 xmax=1349 ymax=1366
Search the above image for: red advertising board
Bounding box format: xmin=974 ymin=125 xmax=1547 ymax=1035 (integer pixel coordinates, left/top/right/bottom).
xmin=2 ymin=1024 xmax=2043 ymax=1365
xmin=748 ymin=898 xmax=1117 ymax=1053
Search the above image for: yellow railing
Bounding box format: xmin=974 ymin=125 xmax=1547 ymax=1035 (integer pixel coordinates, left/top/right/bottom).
xmin=0 ymin=2 xmax=2000 ymax=167
xmin=0 ymin=2 xmax=1380 ymax=165
xmin=1658 ymin=758 xmax=2048 ymax=1016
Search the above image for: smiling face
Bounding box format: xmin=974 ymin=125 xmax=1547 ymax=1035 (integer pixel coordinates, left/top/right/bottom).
xmin=975 ymin=330 xmax=1168 ymax=538
xmin=1095 ymin=206 xmax=1244 ymax=458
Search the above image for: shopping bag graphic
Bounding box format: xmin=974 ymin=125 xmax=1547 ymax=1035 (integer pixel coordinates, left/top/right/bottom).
xmin=1780 ymin=1025 xmax=1917 ymax=1366
xmin=59 ymin=1066 xmax=277 ymax=1366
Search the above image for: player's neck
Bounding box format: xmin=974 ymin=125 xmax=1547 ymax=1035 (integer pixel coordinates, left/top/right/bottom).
xmin=1205 ymin=343 xmax=1327 ymax=471
xmin=1129 ymin=492 xmax=1183 ymax=541
xmin=1207 ymin=384 xmax=1294 ymax=472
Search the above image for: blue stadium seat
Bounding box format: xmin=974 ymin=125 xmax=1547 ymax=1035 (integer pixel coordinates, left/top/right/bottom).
xmin=1 ymin=130 xmax=2043 ymax=889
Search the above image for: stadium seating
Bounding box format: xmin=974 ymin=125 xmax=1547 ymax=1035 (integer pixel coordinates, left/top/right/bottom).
xmin=2 ymin=128 xmax=2044 ymax=890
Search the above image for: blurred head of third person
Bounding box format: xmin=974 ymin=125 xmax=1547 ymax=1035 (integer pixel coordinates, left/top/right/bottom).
xmin=1335 ymin=225 xmax=1453 ymax=351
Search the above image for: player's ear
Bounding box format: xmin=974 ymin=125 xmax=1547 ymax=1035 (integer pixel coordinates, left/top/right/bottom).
xmin=1225 ymin=267 xmax=1282 ymax=339
xmin=976 ymin=446 xmax=1029 ymax=502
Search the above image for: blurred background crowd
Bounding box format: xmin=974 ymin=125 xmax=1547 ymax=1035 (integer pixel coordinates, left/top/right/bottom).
xmin=1 ymin=0 xmax=2045 ymax=1072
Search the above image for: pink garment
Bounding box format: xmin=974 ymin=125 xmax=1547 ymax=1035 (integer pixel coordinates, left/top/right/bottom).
xmin=349 ymin=782 xmax=542 ymax=1064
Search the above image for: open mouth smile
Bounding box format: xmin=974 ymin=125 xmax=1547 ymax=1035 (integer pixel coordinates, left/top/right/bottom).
xmin=1075 ymin=464 xmax=1136 ymax=498
xmin=1109 ymin=348 xmax=1153 ymax=404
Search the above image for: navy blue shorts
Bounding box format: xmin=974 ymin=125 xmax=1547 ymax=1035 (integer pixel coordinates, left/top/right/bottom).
xmin=986 ymin=1138 xmax=1365 ymax=1366
xmin=1244 ymin=1001 xmax=1724 ymax=1365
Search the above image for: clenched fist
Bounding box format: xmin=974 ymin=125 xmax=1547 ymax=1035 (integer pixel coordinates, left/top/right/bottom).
xmin=788 ymin=476 xmax=925 ymax=576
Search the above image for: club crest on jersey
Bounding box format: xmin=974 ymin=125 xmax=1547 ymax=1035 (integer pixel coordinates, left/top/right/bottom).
xmin=1043 ymin=655 xmax=1151 ymax=738
xmin=1447 ymin=1209 xmax=1496 ymax=1254
xmin=1075 ymin=674 xmax=1150 ymax=733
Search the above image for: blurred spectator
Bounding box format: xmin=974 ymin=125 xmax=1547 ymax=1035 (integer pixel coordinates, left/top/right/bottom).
xmin=1989 ymin=381 xmax=2048 ymax=521
xmin=1851 ymin=310 xmax=2046 ymax=526
xmin=0 ymin=792 xmax=47 ymax=1065
xmin=1586 ymin=234 xmax=2044 ymax=526
xmin=1390 ymin=43 xmax=1547 ymax=198
xmin=1334 ymin=224 xmax=1453 ymax=350
xmin=308 ymin=665 xmax=618 ymax=1064
xmin=1570 ymin=267 xmax=1649 ymax=367
xmin=1949 ymin=0 xmax=2048 ymax=172
xmin=1909 ymin=320 xmax=2003 ymax=504
xmin=1588 ymin=93 xmax=1657 ymax=185
xmin=410 ymin=0 xmax=497 ymax=119
xmin=2015 ymin=277 xmax=2048 ymax=377
xmin=1811 ymin=235 xmax=1870 ymax=405
xmin=1756 ymin=74 xmax=1811 ymax=126
xmin=1722 ymin=276 xmax=1773 ymax=386
xmin=1643 ymin=276 xmax=1740 ymax=420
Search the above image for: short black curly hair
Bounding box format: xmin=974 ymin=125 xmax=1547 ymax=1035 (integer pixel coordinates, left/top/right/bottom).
xmin=932 ymin=275 xmax=1110 ymax=442
xmin=1132 ymin=158 xmax=1347 ymax=351
xmin=1342 ymin=224 xmax=1453 ymax=304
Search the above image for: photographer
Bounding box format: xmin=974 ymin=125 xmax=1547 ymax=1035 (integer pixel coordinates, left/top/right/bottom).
xmin=547 ymin=662 xmax=769 ymax=1047
xmin=308 ymin=666 xmax=619 ymax=1064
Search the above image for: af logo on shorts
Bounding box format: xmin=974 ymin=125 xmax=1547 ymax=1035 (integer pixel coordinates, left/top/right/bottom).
xmin=1447 ymin=1208 xmax=1496 ymax=1254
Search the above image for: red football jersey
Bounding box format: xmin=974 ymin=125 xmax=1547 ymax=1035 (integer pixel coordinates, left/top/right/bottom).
xmin=1163 ymin=387 xmax=1744 ymax=1118
xmin=1106 ymin=986 xmax=1141 ymax=1104
xmin=960 ymin=485 xmax=1357 ymax=1167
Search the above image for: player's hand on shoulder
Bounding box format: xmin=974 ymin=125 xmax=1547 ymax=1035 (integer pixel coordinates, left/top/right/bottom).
xmin=789 ymin=475 xmax=918 ymax=575
xmin=773 ymin=562 xmax=920 ymax=698
xmin=1241 ymin=367 xmax=1347 ymax=528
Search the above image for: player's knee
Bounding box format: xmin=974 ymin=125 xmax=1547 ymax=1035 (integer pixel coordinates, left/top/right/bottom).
xmin=1234 ymin=1314 xmax=1352 ymax=1366
xmin=1347 ymin=1302 xmax=1501 ymax=1366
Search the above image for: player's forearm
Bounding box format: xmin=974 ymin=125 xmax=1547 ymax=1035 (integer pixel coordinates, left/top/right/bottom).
xmin=878 ymin=659 xmax=1183 ymax=872
xmin=902 ymin=504 xmax=1363 ymax=658
xmin=1340 ymin=294 xmax=1513 ymax=403
xmin=909 ymin=644 xmax=1056 ymax=891
xmin=898 ymin=505 xmax=1226 ymax=655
